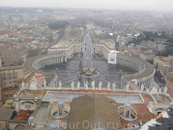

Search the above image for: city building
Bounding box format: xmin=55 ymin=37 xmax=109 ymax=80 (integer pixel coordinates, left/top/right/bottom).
xmin=153 ymin=55 xmax=173 ymax=69
xmin=153 ymin=55 xmax=173 ymax=80
xmin=47 ymin=27 xmax=84 ymax=58
xmin=0 ymin=65 xmax=24 ymax=102
xmin=1 ymin=8 xmax=173 ymax=130
xmin=0 ymin=44 xmax=9 ymax=56
xmin=128 ymin=46 xmax=157 ymax=61
xmin=165 ymin=76 xmax=173 ymax=97
xmin=0 ymin=108 xmax=15 ymax=130
xmin=1 ymin=45 xmax=28 ymax=59
xmin=1 ymin=57 xmax=24 ymax=67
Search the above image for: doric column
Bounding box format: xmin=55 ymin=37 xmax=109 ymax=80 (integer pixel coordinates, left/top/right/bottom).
xmin=14 ymin=97 xmax=20 ymax=112
xmin=61 ymin=57 xmax=64 ymax=62
xmin=65 ymin=57 xmax=67 ymax=62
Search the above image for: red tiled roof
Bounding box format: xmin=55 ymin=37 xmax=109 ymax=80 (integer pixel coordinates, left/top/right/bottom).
xmin=24 ymin=38 xmax=34 ymax=42
xmin=24 ymin=70 xmax=33 ymax=79
xmin=35 ymin=73 xmax=44 ymax=82
xmin=0 ymin=44 xmax=5 ymax=47
xmin=13 ymin=110 xmax=34 ymax=120
xmin=121 ymin=118 xmax=140 ymax=128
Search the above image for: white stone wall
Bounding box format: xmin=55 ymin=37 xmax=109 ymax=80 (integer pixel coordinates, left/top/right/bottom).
xmin=13 ymin=99 xmax=37 ymax=111
xmin=108 ymin=50 xmax=119 ymax=64
xmin=8 ymin=122 xmax=28 ymax=130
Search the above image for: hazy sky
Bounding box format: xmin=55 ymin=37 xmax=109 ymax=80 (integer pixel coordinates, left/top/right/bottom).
xmin=1 ymin=0 xmax=173 ymax=12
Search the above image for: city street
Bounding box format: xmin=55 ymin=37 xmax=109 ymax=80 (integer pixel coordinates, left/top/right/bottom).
xmin=83 ymin=29 xmax=93 ymax=60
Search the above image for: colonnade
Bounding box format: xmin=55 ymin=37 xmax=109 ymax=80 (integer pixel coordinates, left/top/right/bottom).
xmin=117 ymin=54 xmax=155 ymax=89
xmin=31 ymin=42 xmax=155 ymax=90
xmin=32 ymin=54 xmax=67 ymax=71
xmin=117 ymin=54 xmax=145 ymax=72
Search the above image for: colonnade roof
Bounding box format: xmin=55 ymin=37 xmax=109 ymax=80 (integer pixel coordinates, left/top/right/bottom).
xmin=124 ymin=56 xmax=155 ymax=81
xmin=23 ymin=53 xmax=60 ymax=72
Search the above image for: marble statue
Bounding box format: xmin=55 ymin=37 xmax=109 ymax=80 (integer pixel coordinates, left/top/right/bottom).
xmin=141 ymin=84 xmax=144 ymax=91
xmin=112 ymin=82 xmax=116 ymax=88
xmin=43 ymin=80 xmax=46 ymax=88
xmin=150 ymin=85 xmax=158 ymax=94
xmin=91 ymin=80 xmax=95 ymax=90
xmin=77 ymin=81 xmax=80 ymax=90
xmin=159 ymin=88 xmax=162 ymax=94
xmin=99 ymin=81 xmax=103 ymax=90
xmin=164 ymin=86 xmax=168 ymax=93
xmin=126 ymin=84 xmax=129 ymax=91
xmin=112 ymin=83 xmax=116 ymax=91
xmin=30 ymin=77 xmax=38 ymax=90
xmin=107 ymin=82 xmax=110 ymax=91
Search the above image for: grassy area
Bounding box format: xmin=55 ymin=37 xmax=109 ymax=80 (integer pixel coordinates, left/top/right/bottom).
xmin=48 ymin=21 xmax=69 ymax=30
xmin=143 ymin=31 xmax=173 ymax=42
xmin=154 ymin=38 xmax=167 ymax=43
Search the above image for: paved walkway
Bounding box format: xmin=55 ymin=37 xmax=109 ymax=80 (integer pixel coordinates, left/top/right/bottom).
xmin=35 ymin=108 xmax=50 ymax=124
